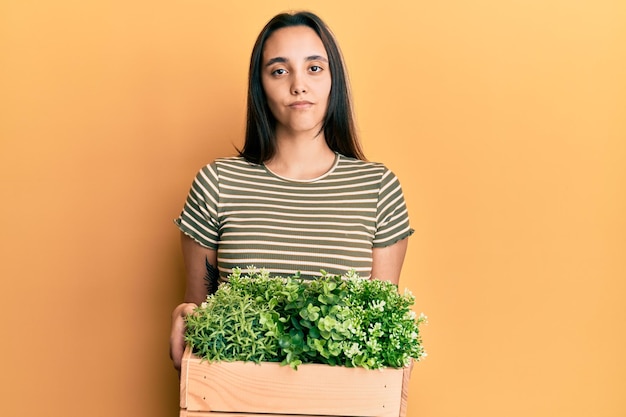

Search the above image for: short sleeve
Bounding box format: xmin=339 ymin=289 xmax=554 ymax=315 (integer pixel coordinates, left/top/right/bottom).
xmin=373 ymin=168 xmax=414 ymax=248
xmin=174 ymin=163 xmax=220 ymax=249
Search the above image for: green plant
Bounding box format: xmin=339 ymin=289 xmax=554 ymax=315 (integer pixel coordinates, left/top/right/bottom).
xmin=185 ymin=268 xmax=427 ymax=369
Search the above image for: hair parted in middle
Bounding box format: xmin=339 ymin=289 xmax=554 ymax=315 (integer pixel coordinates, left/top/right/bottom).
xmin=238 ymin=11 xmax=365 ymax=164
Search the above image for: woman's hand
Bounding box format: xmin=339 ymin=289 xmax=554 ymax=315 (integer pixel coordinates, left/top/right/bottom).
xmin=169 ymin=302 xmax=198 ymax=372
xmin=172 ymin=234 xmax=216 ymax=372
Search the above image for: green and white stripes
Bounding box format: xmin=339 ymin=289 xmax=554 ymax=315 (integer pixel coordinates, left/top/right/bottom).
xmin=175 ymin=154 xmax=413 ymax=282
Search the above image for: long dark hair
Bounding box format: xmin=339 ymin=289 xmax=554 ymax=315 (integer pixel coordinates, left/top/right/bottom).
xmin=238 ymin=11 xmax=365 ymax=164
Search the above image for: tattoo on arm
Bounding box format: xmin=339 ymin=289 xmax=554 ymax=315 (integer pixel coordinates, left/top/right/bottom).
xmin=204 ymin=258 xmax=219 ymax=295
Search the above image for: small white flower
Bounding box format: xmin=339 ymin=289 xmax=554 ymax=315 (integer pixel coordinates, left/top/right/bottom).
xmin=345 ymin=342 xmax=361 ymax=357
xmin=345 ymin=269 xmax=360 ymax=280
xmin=370 ymin=300 xmax=386 ymax=312
xmin=244 ymin=265 xmax=260 ymax=277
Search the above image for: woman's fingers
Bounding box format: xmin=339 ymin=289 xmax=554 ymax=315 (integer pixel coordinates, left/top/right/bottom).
xmin=170 ymin=303 xmax=197 ymax=371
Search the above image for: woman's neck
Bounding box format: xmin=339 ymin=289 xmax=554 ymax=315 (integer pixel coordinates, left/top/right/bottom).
xmin=266 ymin=132 xmax=336 ymax=180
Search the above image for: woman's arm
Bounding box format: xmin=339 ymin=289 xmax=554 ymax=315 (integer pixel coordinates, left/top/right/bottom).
xmin=370 ymin=237 xmax=409 ymax=285
xmin=170 ymin=233 xmax=217 ymax=372
xmin=181 ymin=233 xmax=217 ymax=304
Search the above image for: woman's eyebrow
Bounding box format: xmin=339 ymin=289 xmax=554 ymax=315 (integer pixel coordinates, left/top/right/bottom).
xmin=306 ymin=55 xmax=328 ymax=63
xmin=265 ymin=55 xmax=328 ymax=67
xmin=265 ymin=57 xmax=287 ymax=67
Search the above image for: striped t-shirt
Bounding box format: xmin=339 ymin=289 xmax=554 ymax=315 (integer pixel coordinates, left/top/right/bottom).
xmin=175 ymin=153 xmax=413 ymax=282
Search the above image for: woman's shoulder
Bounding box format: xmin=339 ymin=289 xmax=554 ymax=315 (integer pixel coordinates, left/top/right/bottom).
xmin=208 ymin=155 xmax=253 ymax=168
xmin=336 ymin=154 xmax=389 ymax=174
xmin=190 ymin=156 xmax=265 ymax=185
xmin=197 ymin=156 xmax=261 ymax=173
xmin=335 ymin=154 xmax=404 ymax=188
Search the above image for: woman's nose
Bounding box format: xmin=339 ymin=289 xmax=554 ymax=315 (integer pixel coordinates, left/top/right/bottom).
xmin=291 ymin=72 xmax=307 ymax=95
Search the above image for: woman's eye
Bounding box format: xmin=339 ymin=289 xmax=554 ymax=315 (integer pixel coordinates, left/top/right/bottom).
xmin=272 ymin=68 xmax=287 ymax=76
xmin=310 ymin=65 xmax=323 ymax=72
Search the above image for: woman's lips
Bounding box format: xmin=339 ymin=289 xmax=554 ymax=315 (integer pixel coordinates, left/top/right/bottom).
xmin=289 ymin=100 xmax=313 ymax=109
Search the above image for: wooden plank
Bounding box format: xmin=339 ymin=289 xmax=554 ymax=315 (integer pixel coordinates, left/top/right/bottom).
xmin=180 ymin=346 xmax=192 ymax=409
xmin=182 ymin=412 xmax=340 ymax=417
xmin=181 ymin=347 xmax=404 ymax=417
xmin=399 ymin=360 xmax=413 ymax=417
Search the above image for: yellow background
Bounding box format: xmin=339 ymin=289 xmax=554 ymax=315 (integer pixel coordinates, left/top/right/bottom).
xmin=1 ymin=1 xmax=624 ymax=416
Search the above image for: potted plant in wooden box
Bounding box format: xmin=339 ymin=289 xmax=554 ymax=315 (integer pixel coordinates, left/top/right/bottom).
xmin=180 ymin=268 xmax=427 ymax=417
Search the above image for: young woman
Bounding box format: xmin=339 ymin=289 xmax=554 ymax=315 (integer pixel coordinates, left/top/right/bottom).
xmin=170 ymin=11 xmax=414 ymax=371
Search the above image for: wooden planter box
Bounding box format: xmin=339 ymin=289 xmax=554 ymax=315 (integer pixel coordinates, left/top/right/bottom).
xmin=180 ymin=346 xmax=412 ymax=417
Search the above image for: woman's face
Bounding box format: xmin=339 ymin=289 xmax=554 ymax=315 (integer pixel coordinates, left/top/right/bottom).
xmin=261 ymin=25 xmax=331 ymax=138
